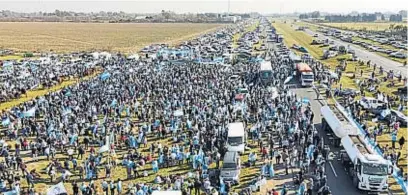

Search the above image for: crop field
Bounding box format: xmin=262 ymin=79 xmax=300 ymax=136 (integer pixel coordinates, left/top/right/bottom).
xmin=0 ymin=22 xmax=224 ymax=53
xmin=320 ymin=22 xmax=407 ymax=31
xmin=273 ymin=21 xmax=407 ymax=194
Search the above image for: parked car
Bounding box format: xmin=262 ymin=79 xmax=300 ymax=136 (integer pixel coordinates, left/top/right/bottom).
xmin=358 ymin=97 xmax=386 ymax=109
xmin=386 ymin=110 xmax=408 ymax=127
xmin=335 ymin=88 xmax=360 ymax=97
xmin=394 ymin=53 xmax=407 ymax=59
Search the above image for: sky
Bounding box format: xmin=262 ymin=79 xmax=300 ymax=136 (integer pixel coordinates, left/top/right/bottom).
xmin=0 ymin=0 xmax=405 ymax=14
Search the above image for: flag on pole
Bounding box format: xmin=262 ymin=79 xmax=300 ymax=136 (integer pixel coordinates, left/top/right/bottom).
xmin=46 ymin=182 xmax=68 ymax=195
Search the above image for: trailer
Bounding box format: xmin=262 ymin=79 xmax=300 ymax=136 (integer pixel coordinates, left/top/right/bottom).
xmin=321 ymin=105 xmax=390 ymax=192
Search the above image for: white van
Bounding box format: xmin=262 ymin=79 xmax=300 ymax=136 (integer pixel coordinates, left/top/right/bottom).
xmin=227 ymin=122 xmax=246 ymax=153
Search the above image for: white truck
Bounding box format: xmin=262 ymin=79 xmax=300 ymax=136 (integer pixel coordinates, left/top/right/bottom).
xmin=321 ymin=105 xmax=390 ymax=192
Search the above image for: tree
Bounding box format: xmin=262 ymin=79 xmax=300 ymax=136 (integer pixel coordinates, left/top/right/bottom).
xmin=311 ymin=11 xmax=320 ymax=18
xmin=54 ymin=9 xmax=61 ymax=17
xmin=389 ymin=24 xmax=395 ymax=35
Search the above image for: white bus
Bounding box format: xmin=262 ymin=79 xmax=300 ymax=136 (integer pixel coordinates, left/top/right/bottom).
xmin=259 ymin=61 xmax=273 ymax=84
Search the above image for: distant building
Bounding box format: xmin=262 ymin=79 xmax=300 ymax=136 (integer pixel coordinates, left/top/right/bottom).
xmin=399 ymin=10 xmax=407 ymax=18
xmin=389 ymin=14 xmax=403 ymax=22
xmin=374 ymin=12 xmax=384 ymax=21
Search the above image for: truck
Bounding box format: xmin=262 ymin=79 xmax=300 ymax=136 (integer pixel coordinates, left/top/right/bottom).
xmin=321 ymin=105 xmax=390 ymax=192
xmin=296 ymin=63 xmax=314 ymax=87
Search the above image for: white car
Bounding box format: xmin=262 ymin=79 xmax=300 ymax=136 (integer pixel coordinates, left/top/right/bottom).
xmin=359 ymin=97 xmax=386 ymax=109
xmin=229 ymin=75 xmax=240 ymax=81
xmin=394 ymin=53 xmax=407 ymax=59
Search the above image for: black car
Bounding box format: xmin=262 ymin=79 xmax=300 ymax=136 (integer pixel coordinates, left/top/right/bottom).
xmin=335 ymin=88 xmax=360 ymax=97
xmin=397 ymin=86 xmax=407 ymax=94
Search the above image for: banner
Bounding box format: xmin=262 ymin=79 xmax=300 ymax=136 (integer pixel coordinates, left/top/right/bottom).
xmin=46 ymin=182 xmax=68 ymax=195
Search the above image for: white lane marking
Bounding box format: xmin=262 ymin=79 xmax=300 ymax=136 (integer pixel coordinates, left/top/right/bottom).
xmin=329 ymin=161 xmax=338 ymax=178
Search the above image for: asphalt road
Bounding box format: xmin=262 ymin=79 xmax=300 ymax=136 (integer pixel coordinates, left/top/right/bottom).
xmin=291 ymin=87 xmax=364 ymax=195
xmin=302 ymin=28 xmax=407 ymax=78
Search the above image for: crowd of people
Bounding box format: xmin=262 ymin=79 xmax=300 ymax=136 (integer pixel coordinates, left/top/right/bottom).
xmin=0 ymin=17 xmax=405 ymax=195
xmin=0 ymin=55 xmax=99 ymax=103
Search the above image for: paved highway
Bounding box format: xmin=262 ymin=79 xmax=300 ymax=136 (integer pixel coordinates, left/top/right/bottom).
xmin=302 ymin=28 xmax=407 ymax=77
xmin=292 ymin=87 xmax=362 ymax=195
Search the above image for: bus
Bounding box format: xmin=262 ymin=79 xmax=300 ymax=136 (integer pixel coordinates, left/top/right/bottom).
xmin=259 ymin=61 xmax=273 ymax=84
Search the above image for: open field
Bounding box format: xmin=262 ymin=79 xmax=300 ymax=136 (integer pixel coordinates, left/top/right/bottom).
xmin=0 ymin=22 xmax=225 ymax=53
xmin=320 ymin=22 xmax=407 ymax=31
xmin=274 ymin=21 xmax=407 ymax=194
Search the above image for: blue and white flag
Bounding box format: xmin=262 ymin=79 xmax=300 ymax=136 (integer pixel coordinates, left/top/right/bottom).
xmin=307 ymin=144 xmax=315 ymax=159
xmin=46 ymin=182 xmax=68 ymax=195
xmin=302 ymin=97 xmax=310 ymax=104
xmin=22 ymin=107 xmax=36 ymax=118
xmin=100 ymin=72 xmax=111 ymax=81
xmin=110 ymin=99 xmax=117 ymax=107
xmin=297 ymin=182 xmax=306 ymax=195
xmin=1 ymin=117 xmax=10 ymax=126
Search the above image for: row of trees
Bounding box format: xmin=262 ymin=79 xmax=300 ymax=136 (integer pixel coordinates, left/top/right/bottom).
xmin=299 ymin=11 xmax=320 ymax=19
xmin=324 ymin=14 xmax=378 ymax=22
